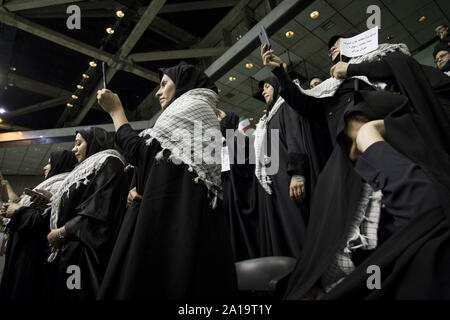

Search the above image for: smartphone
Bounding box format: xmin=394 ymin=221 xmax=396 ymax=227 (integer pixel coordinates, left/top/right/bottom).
xmin=24 ymin=188 xmax=50 ymax=201
xmin=259 ymin=25 xmax=271 ymax=52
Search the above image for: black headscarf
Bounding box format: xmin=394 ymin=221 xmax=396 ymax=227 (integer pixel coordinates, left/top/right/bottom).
xmin=220 ymin=110 xmax=239 ymax=137
xmin=76 ymin=127 xmax=115 ymax=159
xmin=158 ymin=64 xmax=217 ymax=106
xmin=47 ymin=150 xmax=77 ymax=179
xmin=433 ymin=41 xmax=450 ymax=72
xmin=259 ymin=76 xmax=280 ymax=109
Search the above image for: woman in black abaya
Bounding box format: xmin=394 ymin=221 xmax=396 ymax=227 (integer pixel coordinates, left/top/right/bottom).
xmin=0 ymin=151 xmax=76 ymax=300
xmin=44 ymin=127 xmax=128 ymax=300
xmin=97 ymin=64 xmax=237 ymax=300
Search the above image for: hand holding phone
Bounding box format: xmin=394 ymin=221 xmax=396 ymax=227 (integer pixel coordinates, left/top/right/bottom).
xmin=259 ymin=26 xmax=271 ymax=52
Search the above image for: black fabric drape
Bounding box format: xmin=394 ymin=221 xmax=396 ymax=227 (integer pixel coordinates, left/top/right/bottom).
xmin=47 ymin=150 xmax=77 ymax=179
xmin=98 ymin=124 xmax=237 ymax=300
xmin=285 ymin=52 xmax=450 ymax=300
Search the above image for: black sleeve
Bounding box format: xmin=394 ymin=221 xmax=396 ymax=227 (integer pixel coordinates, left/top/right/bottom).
xmin=347 ymin=59 xmax=394 ymax=81
xmin=280 ymin=104 xmax=309 ymax=177
xmin=272 ymin=66 xmax=322 ymax=119
xmin=64 ymin=157 xmax=127 ymax=250
xmin=115 ymin=123 xmax=149 ymax=168
xmin=354 ymin=141 xmax=441 ymax=220
xmin=7 ymin=206 xmax=48 ymax=234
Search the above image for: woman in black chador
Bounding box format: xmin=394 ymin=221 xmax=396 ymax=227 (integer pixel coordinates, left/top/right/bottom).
xmin=254 ymin=76 xmax=330 ymax=259
xmin=97 ymin=64 xmax=237 ymax=300
xmin=0 ymin=150 xmax=76 ymax=300
xmin=44 ymin=127 xmax=127 ymax=300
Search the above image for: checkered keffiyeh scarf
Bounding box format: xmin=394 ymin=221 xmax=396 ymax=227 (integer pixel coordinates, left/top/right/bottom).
xmin=19 ymin=173 xmax=69 ymax=208
xmin=139 ymin=88 xmax=222 ymax=208
xmin=293 ymin=43 xmax=410 ymax=99
xmin=321 ymin=183 xmax=382 ymax=293
xmin=254 ymin=96 xmax=285 ymax=194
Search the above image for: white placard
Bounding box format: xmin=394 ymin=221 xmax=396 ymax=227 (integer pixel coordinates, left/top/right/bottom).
xmin=221 ymin=146 xmax=230 ymax=172
xmin=340 ymin=27 xmax=379 ymax=58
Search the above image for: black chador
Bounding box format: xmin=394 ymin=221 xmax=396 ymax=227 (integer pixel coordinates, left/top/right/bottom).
xmin=0 ymin=151 xmax=76 ymax=300
xmin=44 ymin=128 xmax=127 ymax=300
xmin=254 ymin=76 xmax=329 ymax=259
xmin=98 ymin=65 xmax=237 ymax=300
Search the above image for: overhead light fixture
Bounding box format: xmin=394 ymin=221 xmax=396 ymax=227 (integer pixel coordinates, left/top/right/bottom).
xmin=0 ymin=108 xmax=6 ymax=114
xmin=77 ymin=85 xmax=84 ymax=90
xmin=106 ymin=27 xmax=115 ymax=35
xmin=310 ymin=11 xmax=319 ymax=19
xmin=71 ymin=95 xmax=78 ymax=99
xmin=386 ymin=34 xmax=395 ymax=40
xmin=245 ymin=63 xmax=253 ymax=69
xmin=0 ymin=118 xmax=2 ymax=123
xmin=67 ymin=103 xmax=73 ymax=107
xmin=10 ymin=67 xmax=16 ymax=71
xmin=249 ymin=118 xmax=254 ymax=121
xmin=89 ymin=61 xmax=97 ymax=67
xmin=82 ymin=73 xmax=89 ymax=79
xmin=229 ymin=76 xmax=237 ymax=82
xmin=285 ymin=31 xmax=294 ymax=38
xmin=418 ymin=16 xmax=426 ymax=22
xmin=217 ymin=88 xmax=222 ymax=93
xmin=8 ymin=83 xmax=13 ymax=87
xmin=116 ymin=10 xmax=125 ymax=18
xmin=263 ymin=109 xmax=267 ymax=113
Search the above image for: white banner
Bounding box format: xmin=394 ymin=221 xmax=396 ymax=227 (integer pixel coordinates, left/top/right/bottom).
xmin=340 ymin=27 xmax=379 ymax=58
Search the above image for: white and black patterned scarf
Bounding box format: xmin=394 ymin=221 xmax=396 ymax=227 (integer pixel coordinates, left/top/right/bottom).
xmin=254 ymin=96 xmax=285 ymax=194
xmin=293 ymin=43 xmax=410 ymax=98
xmin=139 ymin=88 xmax=222 ymax=208
xmin=19 ymin=172 xmax=69 ymax=208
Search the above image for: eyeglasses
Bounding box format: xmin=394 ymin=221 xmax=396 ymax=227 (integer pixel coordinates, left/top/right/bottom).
xmin=435 ymin=52 xmax=449 ymax=64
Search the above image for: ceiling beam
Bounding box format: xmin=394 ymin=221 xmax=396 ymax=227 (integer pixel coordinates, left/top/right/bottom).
xmin=0 ymin=8 xmax=159 ymax=82
xmin=146 ymin=0 xmax=238 ymax=14
xmin=2 ymin=0 xmax=83 ymax=12
xmin=67 ymin=0 xmax=167 ymax=127
xmin=0 ymin=122 xmax=30 ymax=131
xmin=3 ymin=96 xmax=67 ymax=118
xmin=149 ymin=16 xmax=198 ymax=46
xmin=205 ymin=0 xmax=315 ymax=81
xmin=6 ymin=73 xmax=71 ymax=98
xmin=129 ymin=47 xmax=229 ymax=62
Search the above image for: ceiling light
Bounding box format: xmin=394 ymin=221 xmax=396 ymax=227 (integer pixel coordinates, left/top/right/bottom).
xmin=116 ymin=10 xmax=125 ymax=18
xmin=106 ymin=27 xmax=115 ymax=35
xmin=67 ymin=103 xmax=73 ymax=107
xmin=418 ymin=16 xmax=426 ymax=22
xmin=77 ymin=85 xmax=84 ymax=90
xmin=0 ymin=118 xmax=2 ymax=123
xmin=249 ymin=118 xmax=254 ymax=121
xmin=71 ymin=95 xmax=78 ymax=99
xmin=285 ymin=31 xmax=294 ymax=38
xmin=386 ymin=34 xmax=395 ymax=40
xmin=0 ymin=108 xmax=5 ymax=114
xmin=229 ymin=76 xmax=237 ymax=81
xmin=82 ymin=73 xmax=89 ymax=79
xmin=245 ymin=63 xmax=253 ymax=69
xmin=8 ymin=83 xmax=14 ymax=87
xmin=217 ymin=88 xmax=222 ymax=93
xmin=310 ymin=11 xmax=319 ymax=19
xmin=10 ymin=67 xmax=16 ymax=71
xmin=89 ymin=61 xmax=97 ymax=67
xmin=263 ymin=109 xmax=267 ymax=113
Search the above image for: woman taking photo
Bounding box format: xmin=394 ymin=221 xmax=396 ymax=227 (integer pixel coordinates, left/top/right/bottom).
xmin=97 ymin=64 xmax=237 ymax=300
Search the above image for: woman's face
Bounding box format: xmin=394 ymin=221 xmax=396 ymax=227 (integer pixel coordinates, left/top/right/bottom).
xmin=72 ymin=133 xmax=88 ymax=163
xmin=155 ymin=74 xmax=176 ymax=109
xmin=262 ymin=83 xmax=274 ymax=105
xmin=43 ymin=158 xmax=51 ymax=179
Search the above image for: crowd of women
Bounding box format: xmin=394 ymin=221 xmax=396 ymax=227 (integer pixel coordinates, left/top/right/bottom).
xmin=0 ymin=31 xmax=449 ymax=300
